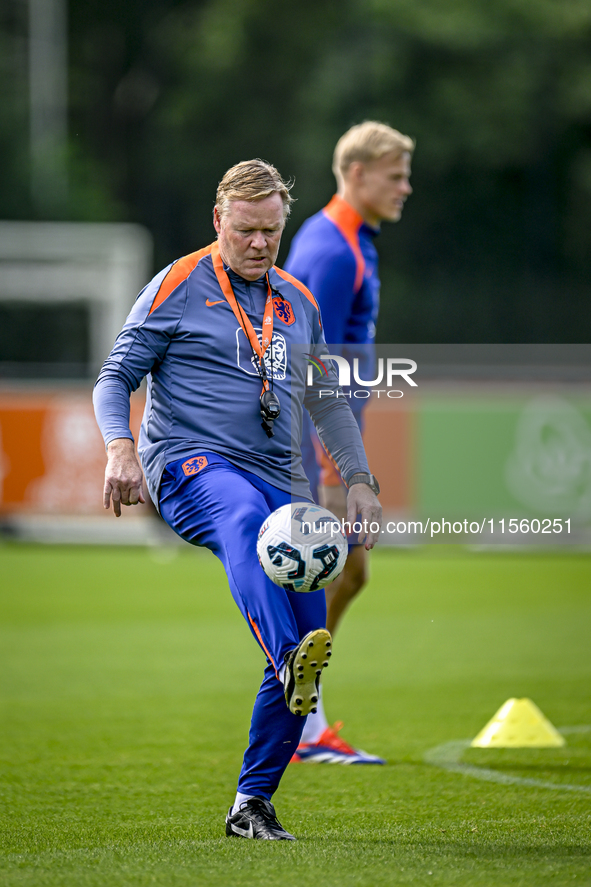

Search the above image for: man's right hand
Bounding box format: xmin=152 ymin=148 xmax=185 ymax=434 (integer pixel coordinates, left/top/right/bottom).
xmin=104 ymin=438 xmax=146 ymax=517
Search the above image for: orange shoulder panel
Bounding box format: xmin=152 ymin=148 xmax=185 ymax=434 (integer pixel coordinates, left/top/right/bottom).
xmin=273 ymin=266 xmax=321 ymax=318
xmin=148 ymin=244 xmax=213 ymax=316
xmin=322 ymin=195 xmax=365 ymax=293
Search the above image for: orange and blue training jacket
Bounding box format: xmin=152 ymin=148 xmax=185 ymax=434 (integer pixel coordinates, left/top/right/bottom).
xmin=284 ymin=195 xmax=381 ymax=491
xmin=93 ymin=242 xmax=369 ymax=508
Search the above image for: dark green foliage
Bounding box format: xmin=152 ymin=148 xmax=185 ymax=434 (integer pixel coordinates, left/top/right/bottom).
xmin=1 ymin=0 xmax=591 ymax=340
xmin=0 ymin=303 xmax=89 ymax=375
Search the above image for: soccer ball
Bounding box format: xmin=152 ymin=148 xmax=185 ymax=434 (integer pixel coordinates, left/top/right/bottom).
xmin=257 ymin=501 xmax=348 ymax=592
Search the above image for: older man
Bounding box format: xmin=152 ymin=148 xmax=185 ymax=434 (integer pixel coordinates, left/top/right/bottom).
xmin=285 ymin=122 xmax=413 ymax=764
xmin=93 ymin=160 xmax=381 ymax=840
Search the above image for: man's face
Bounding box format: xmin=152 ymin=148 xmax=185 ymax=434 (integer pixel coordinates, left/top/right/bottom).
xmin=214 ymin=193 xmax=285 ymax=280
xmin=354 ymin=150 xmax=412 ymax=227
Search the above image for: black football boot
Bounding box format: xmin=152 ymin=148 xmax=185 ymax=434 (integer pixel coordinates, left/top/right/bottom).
xmin=225 ymin=797 xmax=296 ymax=840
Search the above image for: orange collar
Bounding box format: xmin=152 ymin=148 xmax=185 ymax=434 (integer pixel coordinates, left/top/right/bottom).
xmin=322 ymin=195 xmax=365 ymax=293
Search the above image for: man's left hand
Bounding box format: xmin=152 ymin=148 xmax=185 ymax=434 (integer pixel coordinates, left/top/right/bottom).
xmin=346 ymin=484 xmax=382 ymax=550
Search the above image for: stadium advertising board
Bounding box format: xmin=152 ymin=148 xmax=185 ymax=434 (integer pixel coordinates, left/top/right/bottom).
xmin=294 ymin=343 xmax=591 ymax=545
xmin=1 ymin=345 xmax=590 ymax=546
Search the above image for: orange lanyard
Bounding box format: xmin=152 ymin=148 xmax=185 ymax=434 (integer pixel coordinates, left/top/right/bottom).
xmin=211 ymin=241 xmax=274 ymax=392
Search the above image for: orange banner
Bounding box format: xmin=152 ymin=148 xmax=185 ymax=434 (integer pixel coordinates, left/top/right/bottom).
xmin=0 ymin=390 xmax=145 ymax=515
xmin=0 ymin=389 xmax=412 ymax=515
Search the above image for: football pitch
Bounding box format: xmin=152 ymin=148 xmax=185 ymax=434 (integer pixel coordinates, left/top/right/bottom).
xmin=1 ymin=543 xmax=590 ymax=886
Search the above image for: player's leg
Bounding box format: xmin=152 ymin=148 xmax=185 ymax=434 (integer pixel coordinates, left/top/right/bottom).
xmin=316 ymin=466 xmax=369 ymax=635
xmin=296 ymin=434 xmax=384 ymax=764
xmin=304 ymin=478 xmax=368 ymax=733
xmin=159 ymin=454 xmax=331 ymax=829
xmin=295 ymin=537 xmax=383 ymax=764
xmin=324 ymin=544 xmax=368 ymax=635
xmin=233 ymin=471 xmax=329 ymax=798
xmin=160 ymin=454 xmax=304 ymax=670
xmin=228 ymin=613 xmax=331 ymax=839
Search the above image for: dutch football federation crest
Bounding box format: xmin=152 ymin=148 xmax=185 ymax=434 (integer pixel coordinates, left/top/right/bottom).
xmin=272 ymin=297 xmax=295 ymax=326
xmin=182 ymin=455 xmax=209 ymax=476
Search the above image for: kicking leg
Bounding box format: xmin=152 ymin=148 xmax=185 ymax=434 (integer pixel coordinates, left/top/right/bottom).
xmin=160 ymin=456 xmax=333 ymax=823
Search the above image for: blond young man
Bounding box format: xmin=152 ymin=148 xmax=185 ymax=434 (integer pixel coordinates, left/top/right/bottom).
xmin=285 ymin=122 xmax=413 ymax=763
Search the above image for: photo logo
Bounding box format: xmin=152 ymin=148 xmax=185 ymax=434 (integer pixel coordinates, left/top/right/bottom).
xmin=305 ymin=354 xmax=417 ymax=388
xmin=303 ymin=353 xmax=330 ymax=379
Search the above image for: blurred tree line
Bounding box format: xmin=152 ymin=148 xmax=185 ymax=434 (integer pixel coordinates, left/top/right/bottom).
xmin=1 ymin=0 xmax=591 ymax=342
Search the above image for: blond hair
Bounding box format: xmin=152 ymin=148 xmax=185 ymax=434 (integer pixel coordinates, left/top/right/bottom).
xmin=333 ymin=121 xmax=415 ymax=185
xmin=215 ymin=159 xmax=294 ymax=220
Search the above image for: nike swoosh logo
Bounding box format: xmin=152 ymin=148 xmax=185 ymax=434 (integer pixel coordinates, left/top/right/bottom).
xmin=231 ymin=821 xmax=254 ymax=838
xmin=205 ymin=299 xmax=225 ymax=307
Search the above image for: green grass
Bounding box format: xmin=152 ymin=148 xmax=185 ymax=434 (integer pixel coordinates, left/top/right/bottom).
xmin=1 ymin=543 xmax=590 ymax=886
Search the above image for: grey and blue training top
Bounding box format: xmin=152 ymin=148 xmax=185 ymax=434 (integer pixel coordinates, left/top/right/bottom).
xmin=93 ymin=242 xmax=370 ymax=507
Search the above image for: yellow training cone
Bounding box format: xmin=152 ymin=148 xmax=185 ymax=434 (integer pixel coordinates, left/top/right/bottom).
xmin=471 ymin=698 xmax=565 ymax=748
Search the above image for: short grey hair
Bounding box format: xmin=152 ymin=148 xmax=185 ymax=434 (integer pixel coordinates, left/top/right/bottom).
xmin=215 ymin=159 xmax=294 ymax=221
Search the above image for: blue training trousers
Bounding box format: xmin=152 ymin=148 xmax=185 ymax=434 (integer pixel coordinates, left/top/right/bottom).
xmin=159 ymin=452 xmax=327 ymax=799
